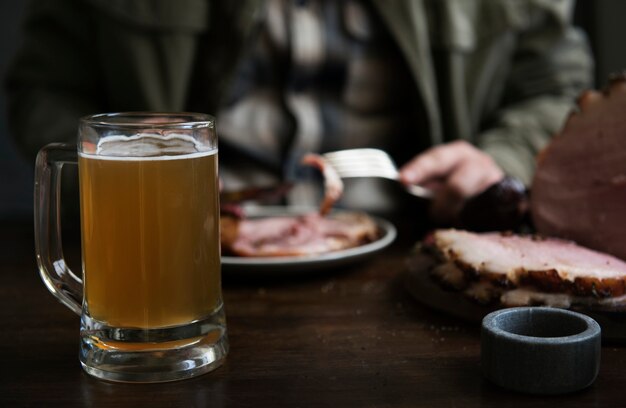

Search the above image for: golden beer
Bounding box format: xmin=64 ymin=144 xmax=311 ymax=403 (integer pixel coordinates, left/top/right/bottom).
xmin=78 ymin=136 xmax=221 ymax=329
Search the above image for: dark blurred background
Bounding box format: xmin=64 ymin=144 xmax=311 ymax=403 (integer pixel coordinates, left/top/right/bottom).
xmin=1 ymin=1 xmax=29 ymax=222
xmin=1 ymin=0 xmax=625 ymax=222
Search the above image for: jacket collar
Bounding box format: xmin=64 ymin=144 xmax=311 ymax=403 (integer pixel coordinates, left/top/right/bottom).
xmin=371 ymin=0 xmax=442 ymax=143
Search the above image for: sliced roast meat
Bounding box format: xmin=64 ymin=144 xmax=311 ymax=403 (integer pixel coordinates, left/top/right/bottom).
xmin=531 ymin=75 xmax=626 ymax=260
xmin=222 ymin=212 xmax=379 ymax=257
xmin=425 ymin=229 xmax=626 ymax=298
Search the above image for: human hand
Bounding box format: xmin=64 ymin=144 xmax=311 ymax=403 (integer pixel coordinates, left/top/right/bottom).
xmin=399 ymin=141 xmax=505 ymax=223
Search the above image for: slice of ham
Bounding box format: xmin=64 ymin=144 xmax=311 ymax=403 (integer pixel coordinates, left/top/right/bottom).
xmin=219 ymin=154 xmax=357 ymax=258
xmin=427 ymin=229 xmax=626 ymax=298
xmin=222 ymin=212 xmax=378 ymax=257
xmin=301 ymin=153 xmax=344 ymax=216
xmin=531 ymin=75 xmax=626 ymax=260
xmin=407 ymin=229 xmax=626 ymax=314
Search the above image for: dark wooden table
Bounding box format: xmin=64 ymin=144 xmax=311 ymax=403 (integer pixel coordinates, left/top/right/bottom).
xmin=2 ymin=218 xmax=625 ymax=408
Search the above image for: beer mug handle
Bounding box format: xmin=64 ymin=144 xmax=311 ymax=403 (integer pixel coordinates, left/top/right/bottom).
xmin=34 ymin=143 xmax=83 ymax=316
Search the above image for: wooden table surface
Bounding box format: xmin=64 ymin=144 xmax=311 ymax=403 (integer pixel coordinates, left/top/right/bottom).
xmin=2 ymin=218 xmax=625 ymax=408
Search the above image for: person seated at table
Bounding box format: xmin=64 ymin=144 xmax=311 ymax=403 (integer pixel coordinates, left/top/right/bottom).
xmin=5 ymin=0 xmax=593 ymax=224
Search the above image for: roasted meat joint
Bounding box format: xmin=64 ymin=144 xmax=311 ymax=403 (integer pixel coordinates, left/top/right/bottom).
xmin=532 ymin=74 xmax=626 ymax=261
xmin=408 ymin=75 xmax=626 ymax=315
xmin=412 ymin=229 xmax=626 ymax=310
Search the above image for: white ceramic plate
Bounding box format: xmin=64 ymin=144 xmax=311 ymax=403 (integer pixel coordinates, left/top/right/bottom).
xmin=221 ymin=206 xmax=397 ymax=275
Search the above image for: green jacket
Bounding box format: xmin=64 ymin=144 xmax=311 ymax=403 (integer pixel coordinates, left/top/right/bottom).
xmin=7 ymin=0 xmax=593 ymax=185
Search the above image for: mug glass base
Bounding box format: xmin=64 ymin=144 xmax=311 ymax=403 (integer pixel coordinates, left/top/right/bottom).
xmin=79 ymin=304 xmax=228 ymax=383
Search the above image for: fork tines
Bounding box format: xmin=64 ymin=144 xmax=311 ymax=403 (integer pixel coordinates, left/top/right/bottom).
xmin=322 ymin=149 xmax=399 ymax=179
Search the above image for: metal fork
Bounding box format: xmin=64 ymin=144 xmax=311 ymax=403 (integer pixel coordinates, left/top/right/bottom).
xmin=322 ymin=148 xmax=433 ymax=199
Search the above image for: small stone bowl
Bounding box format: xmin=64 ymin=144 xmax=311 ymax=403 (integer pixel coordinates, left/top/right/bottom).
xmin=481 ymin=307 xmax=601 ymax=395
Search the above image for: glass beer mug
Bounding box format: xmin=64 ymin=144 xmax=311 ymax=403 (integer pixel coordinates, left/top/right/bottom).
xmin=34 ymin=112 xmax=228 ymax=382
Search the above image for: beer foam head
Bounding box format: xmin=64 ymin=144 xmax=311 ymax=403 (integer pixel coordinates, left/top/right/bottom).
xmin=92 ymin=134 xmax=211 ymax=158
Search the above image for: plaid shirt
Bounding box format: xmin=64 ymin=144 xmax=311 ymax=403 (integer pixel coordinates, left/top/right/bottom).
xmin=219 ymin=0 xmax=429 ymax=213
